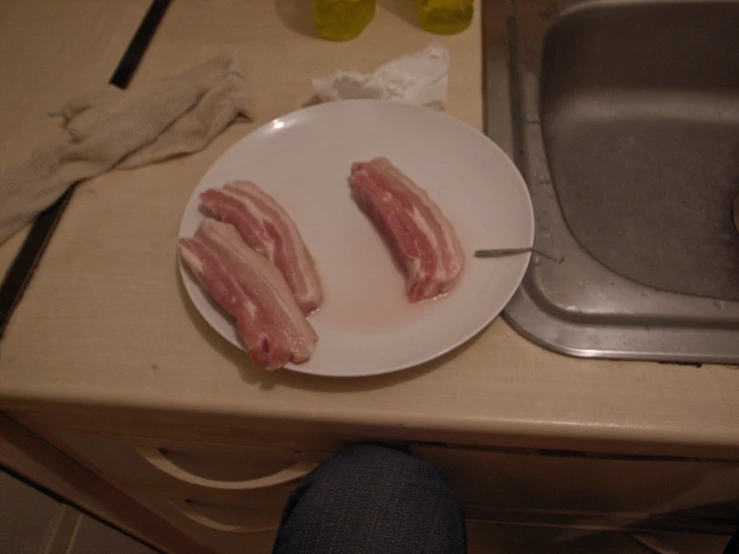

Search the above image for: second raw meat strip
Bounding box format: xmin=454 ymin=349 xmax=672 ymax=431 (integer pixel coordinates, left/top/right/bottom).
xmin=200 ymin=181 xmax=323 ymax=314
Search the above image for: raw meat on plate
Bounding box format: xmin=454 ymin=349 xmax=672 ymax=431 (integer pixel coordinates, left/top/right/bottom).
xmin=200 ymin=181 xmax=322 ymax=314
xmin=179 ymin=218 xmax=317 ymax=370
xmin=349 ymin=156 xmax=464 ymax=302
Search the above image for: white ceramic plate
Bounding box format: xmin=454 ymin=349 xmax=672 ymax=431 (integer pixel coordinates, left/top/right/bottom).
xmin=178 ymin=100 xmax=534 ymax=377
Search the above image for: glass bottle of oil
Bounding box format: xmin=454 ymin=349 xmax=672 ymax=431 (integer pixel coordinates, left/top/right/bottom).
xmin=417 ymin=0 xmax=474 ymax=34
xmin=313 ymin=0 xmax=376 ymax=41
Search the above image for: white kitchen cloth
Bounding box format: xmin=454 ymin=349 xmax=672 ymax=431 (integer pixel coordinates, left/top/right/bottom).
xmin=0 ymin=52 xmax=254 ymax=245
xmin=310 ymin=43 xmax=450 ymax=109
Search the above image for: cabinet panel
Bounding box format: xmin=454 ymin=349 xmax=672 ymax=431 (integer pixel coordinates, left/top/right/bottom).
xmin=411 ymin=445 xmax=739 ymax=521
xmin=25 ymin=426 xmax=316 ymax=552
xmin=45 ymin=427 xmax=330 ymax=492
xmin=131 ymin=489 xmax=278 ymax=554
xmin=466 ymin=521 xmax=734 ymax=554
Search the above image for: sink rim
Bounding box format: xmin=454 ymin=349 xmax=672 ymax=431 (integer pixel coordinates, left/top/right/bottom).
xmin=495 ymin=0 xmax=739 ymax=364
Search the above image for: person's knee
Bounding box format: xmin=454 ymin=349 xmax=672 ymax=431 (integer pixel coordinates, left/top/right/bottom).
xmin=274 ymin=443 xmax=466 ymax=554
xmin=319 ymin=443 xmax=429 ymax=480
xmin=316 ymin=443 xmax=459 ymax=504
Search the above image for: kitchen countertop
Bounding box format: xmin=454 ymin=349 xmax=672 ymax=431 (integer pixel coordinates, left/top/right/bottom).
xmin=1 ymin=0 xmax=737 ymax=459
xmin=0 ymin=0 xmax=152 ymax=280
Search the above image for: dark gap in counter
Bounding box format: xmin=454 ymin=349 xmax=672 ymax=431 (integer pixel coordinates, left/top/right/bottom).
xmin=0 ymin=0 xmax=172 ymax=338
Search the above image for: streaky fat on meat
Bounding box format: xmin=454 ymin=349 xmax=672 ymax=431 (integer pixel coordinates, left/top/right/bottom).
xmin=349 ymin=157 xmax=464 ymax=302
xmin=179 ymin=219 xmax=318 ymax=370
xmin=200 ymin=181 xmax=323 ymax=314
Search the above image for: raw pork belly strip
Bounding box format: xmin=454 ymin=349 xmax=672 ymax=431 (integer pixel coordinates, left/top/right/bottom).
xmin=349 ymin=157 xmax=464 ymax=302
xmin=200 ymin=181 xmax=322 ymax=314
xmin=179 ymin=219 xmax=317 ymax=370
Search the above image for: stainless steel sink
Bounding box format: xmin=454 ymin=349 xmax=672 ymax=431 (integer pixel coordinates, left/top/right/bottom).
xmin=499 ymin=0 xmax=739 ymax=363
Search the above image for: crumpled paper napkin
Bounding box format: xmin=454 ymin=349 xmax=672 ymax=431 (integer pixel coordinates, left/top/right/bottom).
xmin=0 ymin=52 xmax=254 ymax=245
xmin=310 ymin=43 xmax=450 ymax=109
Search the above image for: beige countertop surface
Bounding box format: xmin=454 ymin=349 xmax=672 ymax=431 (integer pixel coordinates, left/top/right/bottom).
xmin=1 ymin=0 xmax=737 ymax=459
xmin=0 ymin=0 xmax=152 ymax=280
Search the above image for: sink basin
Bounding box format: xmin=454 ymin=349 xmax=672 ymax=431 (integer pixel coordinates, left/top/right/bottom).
xmin=542 ymin=0 xmax=739 ymax=301
xmin=498 ymin=0 xmax=739 ymax=363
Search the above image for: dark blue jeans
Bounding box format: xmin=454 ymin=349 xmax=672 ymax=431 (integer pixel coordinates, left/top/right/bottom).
xmin=273 ymin=444 xmax=467 ymax=554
